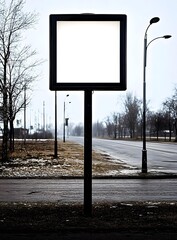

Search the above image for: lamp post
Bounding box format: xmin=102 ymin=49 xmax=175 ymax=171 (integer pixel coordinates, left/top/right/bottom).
xmin=142 ymin=17 xmax=171 ymax=173
xmin=63 ymin=94 xmax=70 ymax=142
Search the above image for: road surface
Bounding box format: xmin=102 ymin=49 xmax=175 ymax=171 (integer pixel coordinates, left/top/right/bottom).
xmin=68 ymin=137 xmax=177 ymax=173
xmin=0 ymin=179 xmax=177 ymax=203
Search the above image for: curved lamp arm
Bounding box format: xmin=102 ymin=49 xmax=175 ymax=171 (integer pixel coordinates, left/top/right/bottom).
xmin=144 ymin=17 xmax=160 ymax=67
xmin=147 ymin=35 xmax=172 ymax=49
xmin=144 ymin=17 xmax=160 ymax=38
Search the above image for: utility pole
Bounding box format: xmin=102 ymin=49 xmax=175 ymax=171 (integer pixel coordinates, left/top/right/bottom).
xmin=43 ymin=101 xmax=45 ymax=138
xmin=24 ymin=84 xmax=26 ymax=145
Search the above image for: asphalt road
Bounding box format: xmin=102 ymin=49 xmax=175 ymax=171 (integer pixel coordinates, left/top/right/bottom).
xmin=68 ymin=137 xmax=177 ymax=173
xmin=0 ymin=178 xmax=177 ymax=203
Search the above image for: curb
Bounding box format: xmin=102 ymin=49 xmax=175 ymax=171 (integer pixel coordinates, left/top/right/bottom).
xmin=0 ymin=173 xmax=177 ymax=179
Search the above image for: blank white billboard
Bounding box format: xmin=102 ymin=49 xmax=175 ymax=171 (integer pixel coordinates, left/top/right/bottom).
xmin=57 ymin=21 xmax=120 ymax=83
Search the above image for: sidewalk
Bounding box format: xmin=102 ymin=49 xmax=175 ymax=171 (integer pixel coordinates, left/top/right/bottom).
xmin=1 ymin=169 xmax=177 ymax=179
xmin=1 ymin=173 xmax=177 ymax=239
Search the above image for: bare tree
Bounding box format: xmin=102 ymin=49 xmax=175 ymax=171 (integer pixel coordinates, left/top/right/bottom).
xmin=72 ymin=123 xmax=84 ymax=136
xmin=117 ymin=113 xmax=125 ymax=139
xmin=7 ymin=45 xmax=40 ymax=151
xmin=105 ymin=116 xmax=114 ymax=138
xmin=112 ymin=112 xmax=118 ymax=139
xmin=163 ymin=101 xmax=173 ymax=141
xmin=0 ymin=0 xmax=38 ymax=161
xmin=92 ymin=121 xmax=105 ymax=138
xmin=123 ymin=92 xmax=141 ymax=139
xmin=163 ymin=87 xmax=177 ymax=141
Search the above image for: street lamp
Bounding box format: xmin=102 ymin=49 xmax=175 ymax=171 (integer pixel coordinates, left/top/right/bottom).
xmin=142 ymin=17 xmax=171 ymax=173
xmin=63 ymin=94 xmax=70 ymax=142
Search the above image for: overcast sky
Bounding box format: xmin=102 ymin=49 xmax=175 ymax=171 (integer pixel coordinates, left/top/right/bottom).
xmin=16 ymin=0 xmax=177 ymax=129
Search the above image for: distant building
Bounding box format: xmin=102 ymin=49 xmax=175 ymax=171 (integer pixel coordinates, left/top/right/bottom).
xmin=14 ymin=128 xmax=28 ymax=139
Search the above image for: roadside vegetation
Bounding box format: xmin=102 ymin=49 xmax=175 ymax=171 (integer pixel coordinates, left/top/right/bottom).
xmin=0 ymin=140 xmax=129 ymax=177
xmin=0 ymin=0 xmax=42 ymax=161
xmin=72 ymin=90 xmax=177 ymax=142
xmin=0 ymin=201 xmax=177 ymax=234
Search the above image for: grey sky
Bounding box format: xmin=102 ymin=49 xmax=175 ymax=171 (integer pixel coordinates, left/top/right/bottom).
xmin=16 ymin=0 xmax=177 ymax=128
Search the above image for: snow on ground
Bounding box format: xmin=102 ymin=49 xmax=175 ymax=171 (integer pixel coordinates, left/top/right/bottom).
xmin=0 ymin=157 xmax=133 ymax=178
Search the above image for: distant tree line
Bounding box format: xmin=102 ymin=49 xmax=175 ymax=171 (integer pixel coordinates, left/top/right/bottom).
xmin=92 ymin=90 xmax=177 ymax=141
xmin=70 ymin=89 xmax=177 ymax=142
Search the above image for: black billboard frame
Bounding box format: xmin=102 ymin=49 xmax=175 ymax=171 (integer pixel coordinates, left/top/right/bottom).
xmin=49 ymin=14 xmax=127 ymax=91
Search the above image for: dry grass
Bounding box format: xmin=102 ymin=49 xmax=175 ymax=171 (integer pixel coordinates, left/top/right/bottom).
xmin=1 ymin=140 xmax=126 ymax=177
xmin=1 ymin=202 xmax=177 ymax=233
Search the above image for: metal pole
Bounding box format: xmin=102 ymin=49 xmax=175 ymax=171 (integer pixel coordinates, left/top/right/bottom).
xmin=24 ymin=84 xmax=26 ymax=145
xmin=141 ymin=27 xmax=171 ymax=173
xmin=63 ymin=101 xmax=65 ymax=142
xmin=54 ymin=91 xmax=57 ymax=158
xmin=43 ymin=101 xmax=45 ymax=138
xmin=84 ymin=90 xmax=92 ymax=217
xmin=63 ymin=94 xmax=69 ymax=143
xmin=142 ymin=33 xmax=147 ymax=173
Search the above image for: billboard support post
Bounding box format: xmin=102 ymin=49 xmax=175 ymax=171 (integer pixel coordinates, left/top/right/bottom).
xmin=84 ymin=90 xmax=92 ymax=216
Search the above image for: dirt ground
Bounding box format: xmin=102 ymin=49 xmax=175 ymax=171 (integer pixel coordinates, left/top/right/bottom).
xmin=0 ymin=201 xmax=177 ymax=239
xmin=0 ymin=201 xmax=177 ymax=232
xmin=0 ymin=140 xmax=130 ymax=177
xmin=0 ymin=140 xmax=177 ymax=238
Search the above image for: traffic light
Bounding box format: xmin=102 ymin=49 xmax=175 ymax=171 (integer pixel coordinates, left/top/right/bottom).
xmin=65 ymin=118 xmax=69 ymax=126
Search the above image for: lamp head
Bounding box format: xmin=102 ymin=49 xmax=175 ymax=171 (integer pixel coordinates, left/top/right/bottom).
xmin=150 ymin=17 xmax=160 ymax=24
xmin=163 ymin=35 xmax=172 ymax=39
